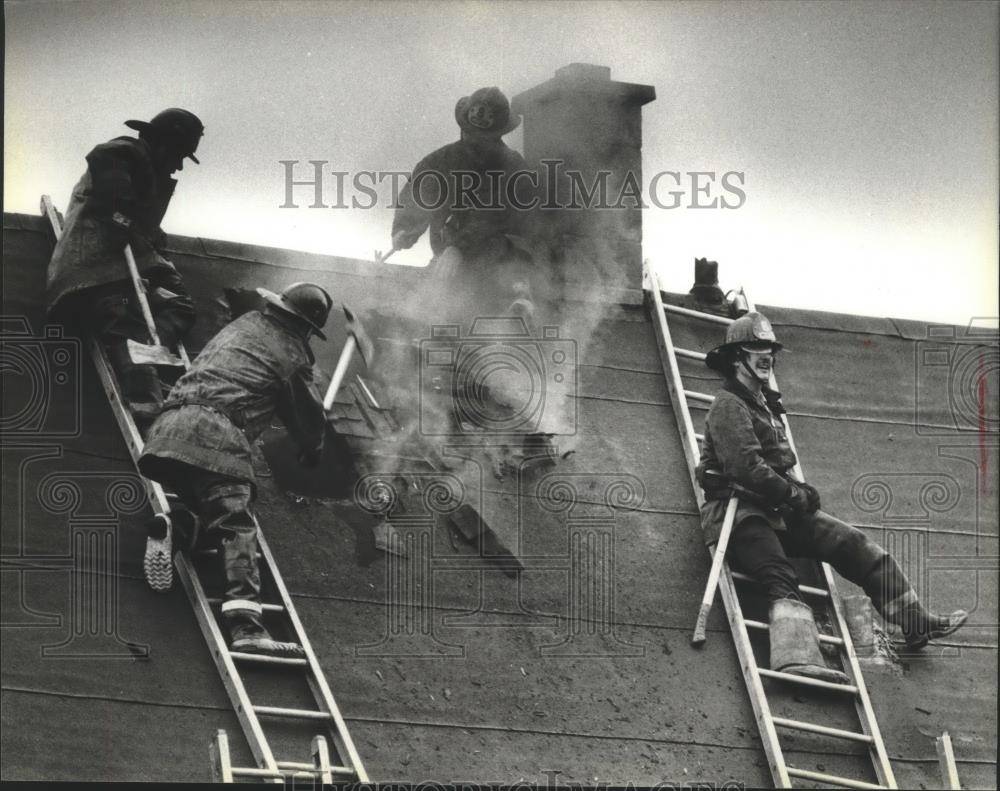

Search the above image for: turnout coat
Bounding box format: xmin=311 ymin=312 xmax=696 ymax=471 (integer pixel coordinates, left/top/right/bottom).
xmin=138 ymin=309 xmax=326 ymax=487
xmin=46 ymin=136 xmax=180 ymax=317
xmin=392 ymin=137 xmax=532 ymax=258
xmin=697 ymin=378 xmax=799 ymax=544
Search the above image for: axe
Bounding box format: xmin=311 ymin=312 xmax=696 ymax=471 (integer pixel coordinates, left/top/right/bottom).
xmin=323 ymin=305 xmax=375 ymax=411
xmin=373 ymin=245 xmax=397 ymax=266
xmin=123 ymin=243 xmax=190 ymax=368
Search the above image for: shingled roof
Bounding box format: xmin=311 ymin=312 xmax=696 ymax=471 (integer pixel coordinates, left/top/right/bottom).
xmin=2 ymin=211 xmax=997 ymax=786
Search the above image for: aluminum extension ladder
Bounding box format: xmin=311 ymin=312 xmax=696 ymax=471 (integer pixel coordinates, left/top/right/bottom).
xmin=41 ymin=196 xmax=369 ymax=784
xmin=644 ymin=261 xmax=896 ymax=790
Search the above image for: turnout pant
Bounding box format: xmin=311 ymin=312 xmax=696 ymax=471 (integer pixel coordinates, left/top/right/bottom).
xmin=163 ymin=465 xmax=270 ymax=641
xmin=727 ymin=509 xmax=912 ymax=615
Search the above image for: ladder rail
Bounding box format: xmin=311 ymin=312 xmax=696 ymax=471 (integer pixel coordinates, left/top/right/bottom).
xmin=176 ymin=558 xmax=280 ymax=771
xmin=645 ymin=263 xmax=898 ymax=789
xmin=40 ymin=195 xmax=367 ymax=783
xmin=256 ymin=531 xmax=371 ymax=781
xmin=741 ymin=292 xmax=897 ymax=790
xmin=645 ymin=264 xmax=791 ymax=787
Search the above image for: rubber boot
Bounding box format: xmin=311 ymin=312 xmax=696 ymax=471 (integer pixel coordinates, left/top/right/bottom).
xmin=142 ymin=508 xmax=199 ymax=592
xmin=769 ymin=598 xmax=850 ymax=684
xmin=217 ymin=518 xmax=305 ymax=659
xmin=863 ymin=556 xmax=969 ymax=649
xmin=877 ymin=590 xmax=968 ymax=649
xmin=221 ymin=601 xmax=306 ymax=658
xmin=143 ymin=513 xmax=173 ymax=592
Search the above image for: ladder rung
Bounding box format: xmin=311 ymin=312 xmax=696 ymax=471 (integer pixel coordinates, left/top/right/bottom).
xmin=684 ymin=389 xmax=714 ymax=403
xmin=730 ymin=571 xmax=830 ymax=598
xmin=675 ymin=347 xmax=707 ymax=361
xmin=276 ymin=761 xmax=356 ymax=776
xmin=758 ymin=668 xmax=858 ymax=694
xmin=773 ymin=715 xmax=873 ymax=743
xmin=744 ymin=618 xmax=844 ymax=646
xmin=207 ymin=597 xmax=285 ymax=613
xmin=695 ymin=433 xmax=705 ymax=442
xmin=253 ymin=705 xmax=333 ymax=721
xmin=663 ymin=302 xmax=734 ymax=325
xmin=229 ymin=651 xmax=308 ymax=667
xmin=787 ymin=766 xmax=888 ymax=790
xmin=231 ymin=766 xmax=324 ymax=779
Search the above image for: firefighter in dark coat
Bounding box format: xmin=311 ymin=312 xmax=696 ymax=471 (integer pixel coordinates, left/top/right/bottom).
xmin=138 ymin=283 xmax=332 ymax=658
xmin=388 ymin=87 xmax=541 ymax=313
xmin=697 ymin=312 xmax=967 ymax=681
xmin=46 ymin=108 xmax=204 ymax=419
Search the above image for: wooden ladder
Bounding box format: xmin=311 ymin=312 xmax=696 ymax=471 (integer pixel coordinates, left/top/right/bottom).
xmin=40 ymin=196 xmax=369 ymax=784
xmin=644 ymin=261 xmax=896 ymax=790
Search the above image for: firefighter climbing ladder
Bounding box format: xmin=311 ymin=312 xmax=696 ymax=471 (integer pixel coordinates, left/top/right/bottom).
xmin=643 ymin=261 xmax=896 ymax=790
xmin=40 ymin=196 xmax=369 ymax=784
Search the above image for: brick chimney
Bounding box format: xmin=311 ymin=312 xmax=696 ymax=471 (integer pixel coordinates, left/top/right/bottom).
xmin=512 ymin=64 xmax=656 ymax=299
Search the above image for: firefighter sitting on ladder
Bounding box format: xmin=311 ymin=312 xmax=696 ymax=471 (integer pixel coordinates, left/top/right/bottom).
xmin=45 ymin=108 xmax=205 ymax=422
xmin=138 ymin=283 xmax=333 ymax=658
xmin=696 ymin=312 xmax=968 ymax=682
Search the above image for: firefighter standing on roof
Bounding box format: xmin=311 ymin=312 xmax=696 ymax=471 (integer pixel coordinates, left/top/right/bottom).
xmin=45 ymin=108 xmax=204 ymax=422
xmin=138 ymin=283 xmax=332 ymax=659
xmin=388 ymin=87 xmax=542 ymax=313
xmin=697 ymin=312 xmax=968 ymax=682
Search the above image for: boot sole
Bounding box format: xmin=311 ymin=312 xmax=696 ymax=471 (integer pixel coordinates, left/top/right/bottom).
xmin=904 ymin=610 xmax=970 ymax=649
xmin=143 ymin=535 xmax=173 ymax=592
xmin=231 ymin=639 xmax=306 ymax=659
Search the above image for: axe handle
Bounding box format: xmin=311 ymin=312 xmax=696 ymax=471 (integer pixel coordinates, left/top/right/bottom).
xmin=323 ymin=335 xmax=357 ymax=411
xmin=124 ymin=244 xmax=191 ymax=367
xmin=124 ymin=244 xmax=161 ymax=346
xmin=692 ymin=495 xmax=739 ymax=646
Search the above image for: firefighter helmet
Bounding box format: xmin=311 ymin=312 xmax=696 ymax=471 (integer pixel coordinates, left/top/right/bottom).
xmin=705 ymin=311 xmax=784 ymax=372
xmin=125 ymin=108 xmax=204 ymax=163
xmin=257 ymin=282 xmax=332 ymax=340
xmin=454 ymin=87 xmax=520 ymax=137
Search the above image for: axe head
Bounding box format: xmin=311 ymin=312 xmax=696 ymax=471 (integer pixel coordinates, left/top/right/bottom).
xmin=342 ymin=304 xmax=375 ymax=368
xmin=127 ymin=338 xmax=184 ymax=368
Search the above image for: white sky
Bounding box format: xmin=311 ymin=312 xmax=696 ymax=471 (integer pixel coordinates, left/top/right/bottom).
xmin=4 ymin=0 xmax=998 ymax=325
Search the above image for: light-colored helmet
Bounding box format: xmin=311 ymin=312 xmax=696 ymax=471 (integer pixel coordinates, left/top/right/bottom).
xmin=705 ymin=311 xmax=783 ymax=372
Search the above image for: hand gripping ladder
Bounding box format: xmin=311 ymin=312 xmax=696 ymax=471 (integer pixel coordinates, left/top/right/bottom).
xmin=643 ymin=261 xmax=896 ymax=790
xmin=40 ymin=196 xmax=369 ymax=784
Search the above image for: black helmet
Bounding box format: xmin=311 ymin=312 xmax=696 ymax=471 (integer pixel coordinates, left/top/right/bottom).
xmin=125 ymin=108 xmax=204 ymax=163
xmin=454 ymin=87 xmax=520 ymax=137
xmin=705 ymin=311 xmax=784 ymax=372
xmin=256 ymin=282 xmax=332 ymax=340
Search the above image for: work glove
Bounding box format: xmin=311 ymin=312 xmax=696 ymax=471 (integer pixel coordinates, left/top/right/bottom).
xmin=800 ymin=482 xmax=821 ymax=513
xmin=785 ymin=481 xmax=821 ymax=515
xmin=298 ymin=447 xmax=323 ymax=468
xmin=392 ymin=229 xmax=419 ymax=251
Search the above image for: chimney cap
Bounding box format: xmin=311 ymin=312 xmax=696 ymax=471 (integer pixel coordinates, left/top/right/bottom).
xmin=512 ymin=63 xmax=655 ymax=112
xmin=555 ymin=63 xmax=612 ymax=82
